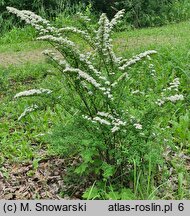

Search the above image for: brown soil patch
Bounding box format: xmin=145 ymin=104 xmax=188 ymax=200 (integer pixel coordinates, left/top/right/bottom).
xmin=0 ymin=49 xmax=45 ymax=67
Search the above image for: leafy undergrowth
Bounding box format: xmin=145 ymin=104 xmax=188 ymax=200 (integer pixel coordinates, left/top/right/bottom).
xmin=0 ymin=62 xmax=65 ymax=162
xmin=0 ymin=21 xmax=190 ymax=199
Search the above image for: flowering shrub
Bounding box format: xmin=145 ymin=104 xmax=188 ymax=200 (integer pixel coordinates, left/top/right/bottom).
xmin=7 ymin=7 xmax=185 ymax=192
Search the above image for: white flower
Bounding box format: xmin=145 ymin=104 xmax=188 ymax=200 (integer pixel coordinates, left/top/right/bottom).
xmin=149 ymin=64 xmax=154 ymax=68
xmin=119 ymin=50 xmax=157 ymax=71
xmin=110 ymin=9 xmax=125 ymax=30
xmin=58 ymin=27 xmax=92 ymax=43
xmin=111 ymin=126 xmax=120 ymax=133
xmin=18 ymin=104 xmax=38 ymax=121
xmin=105 ymin=81 xmax=111 ymax=85
xmin=42 ymin=50 xmax=69 ymax=68
xmin=132 ymin=90 xmax=140 ymax=94
xmin=93 ymin=116 xmax=111 ymax=126
xmin=166 ymin=94 xmax=184 ymax=102
xmin=88 ymin=91 xmax=93 ymax=95
xmin=7 ymin=7 xmax=56 ymax=34
xmin=78 ymin=54 xmax=108 ymax=81
xmin=95 ymin=13 xmax=118 ymax=64
xmin=156 ymin=99 xmax=165 ymax=106
xmin=134 ymin=123 xmax=142 ymax=130
xmin=167 ymin=78 xmax=180 ymax=91
xmin=111 ymin=82 xmax=118 ymax=87
xmin=14 ymin=88 xmax=52 ymax=98
xmin=156 ymin=91 xmax=184 ymax=106
xmin=63 ymin=68 xmax=107 ymax=92
xmin=97 ymin=112 xmax=114 ymax=120
xmin=95 ymin=111 xmax=126 ymax=132
xmin=82 ymin=115 xmax=92 ymax=121
xmin=37 ymin=35 xmax=75 ymax=47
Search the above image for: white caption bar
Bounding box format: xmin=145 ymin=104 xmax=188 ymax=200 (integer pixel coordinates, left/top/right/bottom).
xmin=0 ymin=201 xmax=189 ymax=216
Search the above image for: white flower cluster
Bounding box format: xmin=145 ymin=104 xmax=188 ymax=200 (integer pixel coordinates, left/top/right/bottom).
xmin=95 ymin=13 xmax=118 ymax=64
xmin=18 ymin=104 xmax=38 ymax=121
xmin=111 ymin=118 xmax=126 ymax=133
xmin=166 ymin=78 xmax=180 ymax=91
xmin=149 ymin=63 xmax=156 ymax=77
xmin=63 ymin=67 xmax=102 ymax=89
xmin=132 ymin=90 xmax=140 ymax=94
xmin=155 ymin=99 xmax=165 ymax=106
xmin=58 ymin=27 xmax=92 ymax=44
xmin=96 ymin=15 xmax=110 ymax=52
xmin=6 ymin=7 xmax=94 ymax=46
xmin=40 ymin=37 xmax=114 ymax=100
xmin=111 ymin=73 xmax=129 ymax=88
xmin=166 ymin=94 xmax=184 ymax=102
xmin=63 ymin=48 xmax=114 ymax=99
xmin=97 ymin=111 xmax=115 ymax=120
xmin=14 ymin=88 xmax=52 ymax=98
xmin=6 ymin=7 xmax=56 ymax=34
xmin=129 ymin=115 xmax=143 ymax=130
xmin=37 ymin=35 xmax=75 ymax=47
xmin=93 ymin=112 xmax=126 ymax=133
xmin=156 ymin=78 xmax=184 ymax=106
xmin=119 ymin=50 xmax=157 ymax=71
xmin=134 ymin=123 xmax=143 ymax=130
xmin=110 ymin=9 xmax=125 ymax=30
xmin=84 ymin=111 xmax=126 ymax=133
xmin=156 ymin=94 xmax=184 ymax=106
xmin=78 ymin=54 xmax=106 ymax=79
xmin=113 ymin=50 xmax=157 ymax=86
xmin=96 ymin=13 xmax=110 ymax=46
xmin=93 ymin=116 xmax=111 ymax=126
xmin=41 ymin=40 xmax=109 ymax=92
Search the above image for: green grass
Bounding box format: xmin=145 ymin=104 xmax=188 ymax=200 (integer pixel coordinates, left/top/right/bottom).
xmin=0 ymin=62 xmax=66 ymax=163
xmin=0 ymin=21 xmax=190 ymax=199
xmin=0 ymin=26 xmax=49 ymax=53
xmin=114 ymin=21 xmax=190 ymax=56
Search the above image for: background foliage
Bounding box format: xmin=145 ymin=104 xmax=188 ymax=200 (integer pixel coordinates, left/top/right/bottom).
xmin=89 ymin=0 xmax=190 ymax=27
xmin=1 ymin=0 xmax=190 ymax=34
xmin=0 ymin=0 xmax=79 ymax=33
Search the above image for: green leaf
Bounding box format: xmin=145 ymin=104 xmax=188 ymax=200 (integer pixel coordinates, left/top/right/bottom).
xmin=120 ymin=188 xmax=135 ymax=200
xmin=106 ymin=191 xmax=121 ymax=200
xmin=101 ymin=162 xmax=115 ymax=179
xmin=75 ymin=163 xmax=88 ymax=174
xmin=82 ymin=186 xmax=100 ymax=200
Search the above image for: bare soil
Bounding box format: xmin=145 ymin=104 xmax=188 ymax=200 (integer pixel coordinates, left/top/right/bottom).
xmin=0 ymin=49 xmax=45 ymax=67
xmin=0 ymin=156 xmax=67 ymax=200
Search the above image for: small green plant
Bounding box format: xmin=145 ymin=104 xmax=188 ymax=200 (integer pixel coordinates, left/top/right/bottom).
xmin=7 ymin=7 xmax=187 ymax=199
xmin=82 ymin=182 xmax=135 ymax=200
